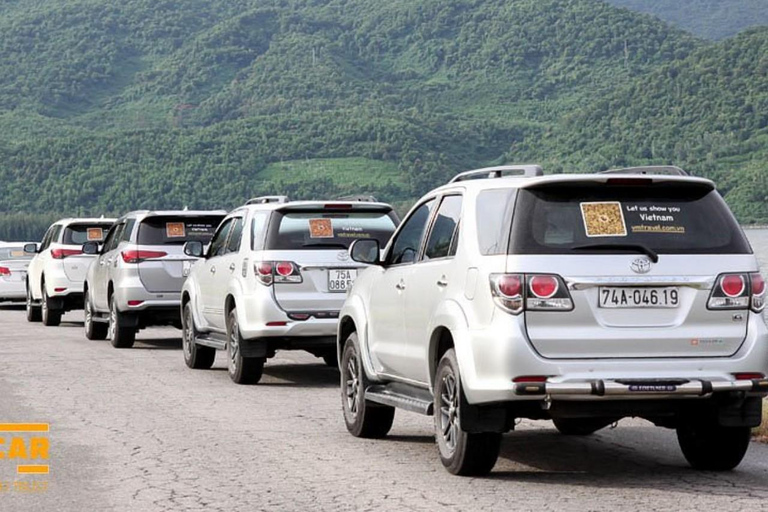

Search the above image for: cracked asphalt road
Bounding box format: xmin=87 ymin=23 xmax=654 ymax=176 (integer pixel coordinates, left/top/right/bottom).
xmin=1 ymin=306 xmax=768 ymax=511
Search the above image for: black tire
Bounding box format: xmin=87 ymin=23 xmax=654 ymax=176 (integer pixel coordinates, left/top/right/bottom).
xmin=553 ymin=418 xmax=611 ymax=436
xmin=84 ymin=289 xmax=108 ymax=340
xmin=435 ymin=348 xmax=501 ymax=476
xmin=182 ymin=302 xmax=215 ymax=370
xmin=41 ymin=286 xmax=62 ymax=327
xmin=341 ymin=333 xmax=395 ymax=438
xmin=25 ymin=284 xmax=41 ymax=322
xmin=321 ymin=350 xmax=339 ymax=369
xmin=109 ymin=298 xmax=135 ymax=348
xmin=226 ymin=309 xmax=264 ymax=384
xmin=677 ymin=424 xmax=751 ymax=471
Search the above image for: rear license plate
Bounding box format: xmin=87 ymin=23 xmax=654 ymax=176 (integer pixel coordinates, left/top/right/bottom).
xmin=598 ymin=287 xmax=680 ymax=308
xmin=328 ymin=269 xmax=357 ymax=292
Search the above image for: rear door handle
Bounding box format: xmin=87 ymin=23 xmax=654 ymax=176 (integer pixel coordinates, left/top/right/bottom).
xmin=437 ymin=277 xmax=448 ymax=287
xmin=229 ymin=263 xmax=236 ymax=272
xmin=395 ymin=280 xmax=406 ymax=291
xmin=210 ymin=266 xmax=216 ymax=274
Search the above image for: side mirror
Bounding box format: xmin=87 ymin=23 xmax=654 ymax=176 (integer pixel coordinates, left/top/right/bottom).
xmin=23 ymin=243 xmax=39 ymax=254
xmin=82 ymin=241 xmax=99 ymax=255
xmin=349 ymin=239 xmax=381 ymax=265
xmin=183 ymin=240 xmax=204 ymax=258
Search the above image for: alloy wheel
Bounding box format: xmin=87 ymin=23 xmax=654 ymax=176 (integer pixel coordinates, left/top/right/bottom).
xmin=439 ymin=372 xmax=459 ymax=454
xmin=228 ymin=316 xmax=240 ymax=372
xmin=182 ymin=307 xmax=194 ymax=360
xmin=345 ymin=353 xmax=359 ymax=417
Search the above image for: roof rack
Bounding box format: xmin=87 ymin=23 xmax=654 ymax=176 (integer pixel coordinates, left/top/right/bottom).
xmin=334 ymin=194 xmax=378 ymax=202
xmin=449 ymin=165 xmax=543 ymax=184
xmin=600 ymin=166 xmax=688 ymax=176
xmin=246 ymin=195 xmax=289 ymax=205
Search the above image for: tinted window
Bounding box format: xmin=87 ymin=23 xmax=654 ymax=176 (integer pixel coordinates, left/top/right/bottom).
xmin=250 ymin=212 xmax=269 ymax=251
xmin=63 ymin=223 xmax=112 ymax=245
xmin=101 ymin=225 xmax=120 ymax=253
xmin=0 ymin=246 xmax=32 ymax=261
xmin=389 ymin=200 xmax=435 ymax=265
xmin=511 ymin=183 xmax=751 ymax=255
xmin=424 ymin=196 xmax=462 ymax=260
xmin=208 ymin=219 xmax=233 ymax=258
xmin=121 ymin=219 xmax=136 ymax=242
xmin=137 ymin=216 xmax=223 ymax=246
xmin=227 ymin=217 xmax=245 ymax=254
xmin=477 ymin=188 xmax=516 ymax=255
xmin=268 ymin=211 xmax=396 ymax=251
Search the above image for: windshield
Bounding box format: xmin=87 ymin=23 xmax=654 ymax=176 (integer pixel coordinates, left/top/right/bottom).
xmin=137 ymin=216 xmax=224 ymax=246
xmin=268 ymin=210 xmax=397 ymax=250
xmin=510 ymin=182 xmax=751 ymax=255
xmin=0 ymin=246 xmax=32 ymax=261
xmin=63 ymin=223 xmax=113 ymax=245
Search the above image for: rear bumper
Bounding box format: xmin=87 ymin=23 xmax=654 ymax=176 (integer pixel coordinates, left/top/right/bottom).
xmin=514 ymin=377 xmax=768 ymax=398
xmin=240 ymin=335 xmax=335 ymax=358
xmin=0 ymin=282 xmax=26 ymax=300
xmin=238 ymin=288 xmax=339 ymax=340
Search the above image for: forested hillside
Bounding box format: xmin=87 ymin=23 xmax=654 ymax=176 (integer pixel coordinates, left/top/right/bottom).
xmin=0 ymin=0 xmax=766 ymax=239
xmin=604 ymin=0 xmax=768 ymax=40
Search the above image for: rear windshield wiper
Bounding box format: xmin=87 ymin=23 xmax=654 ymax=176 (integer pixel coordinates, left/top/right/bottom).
xmin=301 ymin=242 xmax=349 ymax=249
xmin=572 ymin=243 xmax=659 ymax=263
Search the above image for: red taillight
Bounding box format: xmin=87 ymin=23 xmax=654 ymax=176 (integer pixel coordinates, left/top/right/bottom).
xmin=54 ymin=287 xmax=67 ymax=293
xmin=51 ymin=248 xmax=82 ymax=259
xmin=751 ymin=273 xmax=765 ymax=296
xmin=266 ymin=321 xmax=288 ymax=327
xmin=721 ymin=275 xmax=746 ymax=298
xmin=497 ymin=275 xmax=522 ymax=297
xmin=121 ymin=250 xmax=167 ymax=264
xmin=276 ymin=261 xmax=294 ymax=277
xmin=530 ymin=275 xmax=558 ymax=299
xmin=733 ymin=372 xmax=765 ymax=381
xmin=323 ymin=204 xmax=353 ymax=209
xmin=127 ymin=300 xmax=144 ymax=307
xmin=255 ymin=261 xmax=274 ymax=286
xmin=512 ymin=375 xmax=549 ymax=383
xmin=0 ymin=266 xmax=10 ymax=276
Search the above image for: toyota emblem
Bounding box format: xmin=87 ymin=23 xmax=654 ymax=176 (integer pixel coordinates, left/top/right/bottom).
xmin=630 ymin=258 xmax=652 ymax=274
xmin=337 ymin=251 xmax=350 ymax=262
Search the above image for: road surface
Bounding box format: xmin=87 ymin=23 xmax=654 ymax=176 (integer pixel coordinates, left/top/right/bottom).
xmin=1 ymin=305 xmax=767 ymax=511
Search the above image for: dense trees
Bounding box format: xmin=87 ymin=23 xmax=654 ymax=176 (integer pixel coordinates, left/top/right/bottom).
xmin=0 ymin=0 xmax=765 ymax=240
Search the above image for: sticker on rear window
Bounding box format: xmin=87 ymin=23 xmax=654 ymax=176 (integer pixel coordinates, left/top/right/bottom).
xmin=625 ymin=204 xmax=686 ymax=235
xmin=308 ymin=218 xmax=334 ymax=238
xmin=87 ymin=228 xmax=104 ymax=241
xmin=580 ymin=202 xmax=627 ymax=238
xmin=166 ymin=222 xmax=186 ymax=238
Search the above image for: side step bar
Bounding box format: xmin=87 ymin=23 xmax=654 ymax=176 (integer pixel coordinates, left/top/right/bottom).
xmin=365 ymin=382 xmax=434 ymax=415
xmin=195 ymin=334 xmax=227 ymax=351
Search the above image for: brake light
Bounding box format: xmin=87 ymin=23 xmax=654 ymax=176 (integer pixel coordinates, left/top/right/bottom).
xmin=512 ymin=376 xmax=549 ymax=383
xmin=733 ymin=372 xmax=765 ymax=381
xmin=323 ymin=204 xmax=353 ymax=209
xmin=121 ymin=250 xmax=167 ymax=264
xmin=254 ymin=261 xmax=302 ymax=286
xmin=708 ymin=273 xmax=750 ymax=310
xmin=51 ymin=248 xmax=82 ymax=259
xmin=750 ymin=273 xmax=766 ymax=313
xmin=127 ymin=300 xmax=144 ymax=307
xmin=490 ymin=273 xmax=573 ymax=314
xmin=0 ymin=266 xmax=10 ymax=276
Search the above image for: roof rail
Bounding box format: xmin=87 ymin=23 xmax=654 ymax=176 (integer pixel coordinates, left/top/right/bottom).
xmin=334 ymin=194 xmax=378 ymax=202
xmin=449 ymin=165 xmax=543 ymax=183
xmin=246 ymin=195 xmax=289 ymax=205
xmin=600 ymin=166 xmax=688 ymax=176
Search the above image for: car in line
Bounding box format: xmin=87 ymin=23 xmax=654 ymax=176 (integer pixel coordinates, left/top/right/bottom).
xmin=25 ymin=217 xmax=116 ymax=326
xmin=82 ymin=209 xmax=226 ymax=348
xmin=338 ymin=165 xmax=768 ymax=475
xmin=180 ymin=196 xmax=399 ymax=384
xmin=0 ymin=242 xmax=35 ymax=302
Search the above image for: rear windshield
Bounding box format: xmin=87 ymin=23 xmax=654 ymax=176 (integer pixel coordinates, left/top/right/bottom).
xmin=510 ymin=182 xmax=751 ymax=255
xmin=137 ymin=216 xmax=224 ymax=246
xmin=0 ymin=246 xmax=32 ymax=261
xmin=268 ymin=210 xmax=397 ymax=250
xmin=63 ymin=223 xmax=113 ymax=245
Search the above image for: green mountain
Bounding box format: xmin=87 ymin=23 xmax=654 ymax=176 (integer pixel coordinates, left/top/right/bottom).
xmin=0 ymin=0 xmax=765 ymax=239
xmin=604 ymin=0 xmax=768 ymax=40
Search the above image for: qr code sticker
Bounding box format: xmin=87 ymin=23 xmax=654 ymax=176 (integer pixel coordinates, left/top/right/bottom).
xmin=308 ymin=219 xmax=334 ymax=238
xmin=580 ymin=202 xmax=627 ymax=237
xmin=166 ymin=222 xmax=186 ymax=238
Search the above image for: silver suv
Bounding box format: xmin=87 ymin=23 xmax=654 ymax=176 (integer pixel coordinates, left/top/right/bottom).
xmin=339 ymin=165 xmax=768 ymax=475
xmin=180 ymin=196 xmax=398 ymax=384
xmin=82 ymin=210 xmax=226 ymax=348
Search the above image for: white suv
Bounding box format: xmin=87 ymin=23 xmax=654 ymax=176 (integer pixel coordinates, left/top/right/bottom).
xmin=25 ymin=217 xmax=116 ymax=326
xmin=339 ymin=165 xmax=768 ymax=476
xmin=181 ymin=196 xmax=398 ymax=384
